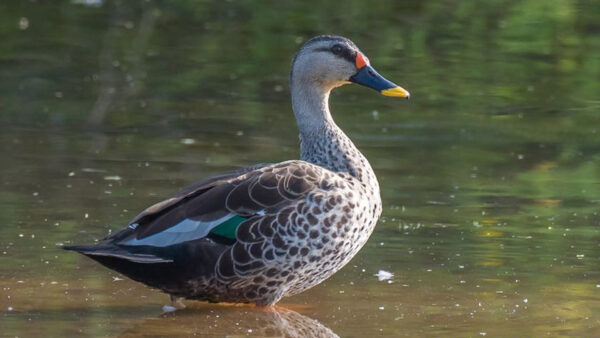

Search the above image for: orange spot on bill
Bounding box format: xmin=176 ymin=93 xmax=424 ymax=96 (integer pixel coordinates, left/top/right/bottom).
xmin=356 ymin=52 xmax=369 ymax=69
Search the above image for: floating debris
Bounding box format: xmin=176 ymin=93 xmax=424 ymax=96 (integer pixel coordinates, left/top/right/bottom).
xmin=104 ymin=176 xmax=122 ymax=181
xmin=72 ymin=0 xmax=104 ymax=7
xmin=375 ymin=270 xmax=393 ymax=281
xmin=180 ymin=138 xmax=196 ymax=145
xmin=81 ymin=168 xmax=106 ymax=173
xmin=371 ymin=110 xmax=379 ymax=120
xmin=19 ymin=17 xmax=29 ymax=30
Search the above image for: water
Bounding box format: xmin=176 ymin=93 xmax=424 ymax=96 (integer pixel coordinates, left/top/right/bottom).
xmin=1 ymin=0 xmax=600 ymax=336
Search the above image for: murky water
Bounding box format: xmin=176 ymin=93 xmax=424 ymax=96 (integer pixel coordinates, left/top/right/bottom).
xmin=1 ymin=0 xmax=600 ymax=336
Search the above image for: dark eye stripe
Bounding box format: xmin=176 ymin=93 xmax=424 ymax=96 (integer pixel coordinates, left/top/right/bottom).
xmin=314 ymin=46 xmax=356 ymax=65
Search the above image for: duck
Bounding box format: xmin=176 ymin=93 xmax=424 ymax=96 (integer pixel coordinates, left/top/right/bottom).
xmin=64 ymin=35 xmax=409 ymax=307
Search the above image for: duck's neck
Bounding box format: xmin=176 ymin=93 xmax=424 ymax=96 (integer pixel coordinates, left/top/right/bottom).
xmin=291 ymin=82 xmax=372 ymax=181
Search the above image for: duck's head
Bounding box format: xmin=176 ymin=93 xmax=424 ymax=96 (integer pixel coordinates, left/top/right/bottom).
xmin=291 ymin=35 xmax=409 ymax=99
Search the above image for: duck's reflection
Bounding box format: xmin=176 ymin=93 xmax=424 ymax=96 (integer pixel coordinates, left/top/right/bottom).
xmin=120 ymin=304 xmax=340 ymax=338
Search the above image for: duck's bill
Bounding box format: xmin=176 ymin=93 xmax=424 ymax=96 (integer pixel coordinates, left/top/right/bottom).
xmin=350 ymin=65 xmax=410 ymax=99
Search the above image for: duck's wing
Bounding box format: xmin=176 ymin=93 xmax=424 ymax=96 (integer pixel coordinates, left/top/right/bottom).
xmin=101 ymin=160 xmax=323 ymax=250
xmin=124 ymin=162 xmax=272 ymax=231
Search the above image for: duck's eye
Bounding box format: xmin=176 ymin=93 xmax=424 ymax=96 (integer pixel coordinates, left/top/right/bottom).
xmin=331 ymin=44 xmax=343 ymax=55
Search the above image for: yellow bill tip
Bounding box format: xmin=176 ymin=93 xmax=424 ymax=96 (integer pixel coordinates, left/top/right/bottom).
xmin=381 ymin=86 xmax=410 ymax=99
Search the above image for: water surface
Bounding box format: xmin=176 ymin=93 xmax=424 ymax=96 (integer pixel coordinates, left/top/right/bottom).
xmin=1 ymin=0 xmax=599 ymax=336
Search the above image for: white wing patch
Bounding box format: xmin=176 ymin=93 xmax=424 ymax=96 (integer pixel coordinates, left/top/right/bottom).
xmin=122 ymin=214 xmax=236 ymax=247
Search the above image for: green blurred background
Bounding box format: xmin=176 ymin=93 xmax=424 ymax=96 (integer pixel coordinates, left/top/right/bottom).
xmin=1 ymin=0 xmax=599 ymax=336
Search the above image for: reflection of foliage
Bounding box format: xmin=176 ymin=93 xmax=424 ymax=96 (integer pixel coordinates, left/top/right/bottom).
xmin=0 ymin=0 xmax=599 ymax=336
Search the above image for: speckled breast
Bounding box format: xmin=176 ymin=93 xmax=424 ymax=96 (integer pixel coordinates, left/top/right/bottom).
xmin=282 ymin=171 xmax=382 ymax=297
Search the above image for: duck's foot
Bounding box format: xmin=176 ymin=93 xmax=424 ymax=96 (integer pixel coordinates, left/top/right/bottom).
xmin=162 ymin=295 xmax=186 ymax=313
xmin=249 ymin=303 xmax=311 ymax=314
xmin=272 ymin=303 xmax=311 ymax=312
xmin=250 ymin=303 xmax=278 ymax=312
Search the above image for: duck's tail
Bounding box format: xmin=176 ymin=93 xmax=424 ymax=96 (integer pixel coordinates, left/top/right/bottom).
xmin=63 ymin=239 xmax=229 ymax=296
xmin=63 ymin=244 xmax=173 ymax=263
xmin=63 ymin=243 xmax=187 ymax=293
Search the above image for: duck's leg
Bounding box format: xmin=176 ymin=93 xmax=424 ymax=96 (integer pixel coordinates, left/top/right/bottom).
xmin=162 ymin=295 xmax=186 ymax=313
xmin=170 ymin=295 xmax=187 ymax=309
